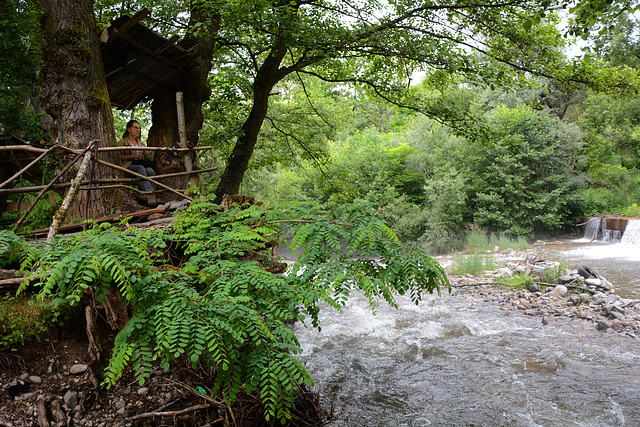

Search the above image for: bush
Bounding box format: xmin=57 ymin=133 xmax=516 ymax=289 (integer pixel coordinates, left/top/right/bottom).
xmin=624 ymin=203 xmax=640 ymax=218
xmin=462 ymin=228 xmax=529 ymax=253
xmin=497 ymin=274 xmax=533 ymax=290
xmin=469 ymin=104 xmax=584 ymax=236
xmin=19 ymin=198 xmax=449 ymax=423
xmin=0 ymin=230 xmax=27 ymax=268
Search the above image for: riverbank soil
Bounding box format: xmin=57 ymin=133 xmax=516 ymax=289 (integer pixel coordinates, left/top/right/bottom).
xmin=0 ymin=306 xmax=328 ymax=426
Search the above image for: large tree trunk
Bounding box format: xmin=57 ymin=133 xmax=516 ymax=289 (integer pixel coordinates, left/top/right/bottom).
xmin=36 ymin=0 xmax=124 ymax=219
xmin=147 ymin=6 xmax=218 ymax=197
xmin=214 ymin=44 xmax=288 ymax=204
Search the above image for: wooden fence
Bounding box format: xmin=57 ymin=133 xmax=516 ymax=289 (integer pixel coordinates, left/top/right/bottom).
xmin=0 ymin=139 xmax=215 ymax=240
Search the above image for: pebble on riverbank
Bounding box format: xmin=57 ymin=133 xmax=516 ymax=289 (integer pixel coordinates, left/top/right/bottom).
xmin=445 ymin=250 xmax=640 ymax=339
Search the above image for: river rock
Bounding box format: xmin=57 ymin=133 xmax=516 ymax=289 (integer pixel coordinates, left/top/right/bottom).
xmin=592 ymin=292 xmax=607 ymax=305
xmin=569 ymin=295 xmax=581 ymax=306
xmin=559 ymin=275 xmax=574 ymax=284
xmin=585 ymin=278 xmax=602 ymax=287
xmin=550 ymin=285 xmax=568 ymax=297
xmin=611 ymin=320 xmax=624 ymax=331
xmin=69 ymin=364 xmax=88 ymax=375
xmin=532 ymin=265 xmax=546 ymax=274
xmin=596 ymin=319 xmax=611 ymax=330
xmin=64 ymin=390 xmax=78 ymax=409
xmin=580 ymin=293 xmax=590 ymax=303
xmin=28 ymin=376 xmax=42 ymax=384
xmin=496 ymin=267 xmax=512 ymax=278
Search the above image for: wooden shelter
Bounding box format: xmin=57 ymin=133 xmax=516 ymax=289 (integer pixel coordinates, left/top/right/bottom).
xmin=0 ymin=10 xmax=213 ymax=236
xmin=100 ymin=8 xmax=201 ymax=110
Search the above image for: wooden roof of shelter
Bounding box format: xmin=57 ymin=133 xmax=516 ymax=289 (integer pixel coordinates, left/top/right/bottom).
xmin=100 ymin=9 xmax=201 ymax=110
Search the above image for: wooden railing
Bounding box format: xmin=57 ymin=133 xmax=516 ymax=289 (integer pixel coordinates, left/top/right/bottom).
xmin=0 ymin=140 xmax=215 ymax=240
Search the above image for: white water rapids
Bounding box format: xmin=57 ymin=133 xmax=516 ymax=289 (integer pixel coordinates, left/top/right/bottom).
xmin=292 ymin=220 xmax=640 ymax=426
xmin=294 ymin=292 xmax=640 ymax=426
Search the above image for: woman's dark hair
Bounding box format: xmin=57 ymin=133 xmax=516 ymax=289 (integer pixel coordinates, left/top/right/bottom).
xmin=122 ymin=120 xmax=141 ymax=140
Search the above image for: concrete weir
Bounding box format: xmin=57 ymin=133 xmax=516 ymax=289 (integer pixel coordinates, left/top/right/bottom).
xmin=581 ymin=216 xmax=638 ymax=243
xmin=581 ymin=216 xmax=626 ymax=242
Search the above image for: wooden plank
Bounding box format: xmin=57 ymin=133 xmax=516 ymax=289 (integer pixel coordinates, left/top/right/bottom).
xmin=113 ymin=8 xmax=150 ymax=36
xmin=23 ymin=206 xmax=167 ymax=237
xmin=5 ymin=201 xmax=33 ymax=212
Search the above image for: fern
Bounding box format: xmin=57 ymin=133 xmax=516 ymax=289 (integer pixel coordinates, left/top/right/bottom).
xmin=0 ymin=229 xmax=27 ymax=268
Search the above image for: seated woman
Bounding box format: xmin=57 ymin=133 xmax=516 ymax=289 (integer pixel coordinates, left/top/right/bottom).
xmin=117 ymin=120 xmax=156 ymax=192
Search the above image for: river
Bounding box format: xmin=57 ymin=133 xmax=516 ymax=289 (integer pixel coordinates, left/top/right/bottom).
xmin=292 ymin=237 xmax=640 ymax=426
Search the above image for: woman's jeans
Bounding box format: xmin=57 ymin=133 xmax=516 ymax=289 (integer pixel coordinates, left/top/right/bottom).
xmin=127 ymin=164 xmax=156 ymax=192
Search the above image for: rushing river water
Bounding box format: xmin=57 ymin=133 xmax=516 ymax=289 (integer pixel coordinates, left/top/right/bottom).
xmin=293 ymin=238 xmax=640 ymax=426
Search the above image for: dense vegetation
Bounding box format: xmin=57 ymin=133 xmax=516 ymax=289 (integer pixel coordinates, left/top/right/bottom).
xmin=2 ymin=198 xmax=448 ymax=422
xmin=2 ymin=0 xmax=640 ymax=424
xmin=235 ymin=72 xmax=640 ymax=253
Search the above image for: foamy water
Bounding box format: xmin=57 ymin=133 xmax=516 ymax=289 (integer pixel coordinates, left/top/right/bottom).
xmin=566 ymin=241 xmax=640 ymax=262
xmin=295 ymin=292 xmax=640 ymax=426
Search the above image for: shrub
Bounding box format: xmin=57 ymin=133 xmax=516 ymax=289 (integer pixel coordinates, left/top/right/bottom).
xmin=624 ymin=203 xmax=640 ymax=218
xmin=497 ymin=274 xmax=533 ymax=290
xmin=0 ymin=230 xmax=27 ymax=268
xmin=469 ymin=104 xmax=584 ymax=236
xmin=489 ymin=233 xmax=530 ymax=251
xmin=465 ymin=228 xmax=490 ymax=253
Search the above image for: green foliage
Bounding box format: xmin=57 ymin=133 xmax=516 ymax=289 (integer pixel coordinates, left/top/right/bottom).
xmin=0 ymin=0 xmax=44 ymax=141
xmin=540 ymin=262 xmax=569 ymax=284
xmin=0 ymin=294 xmax=53 ymax=350
xmin=463 ymin=228 xmax=529 ymax=253
xmin=464 ymin=228 xmax=490 ymax=253
xmin=0 ymin=230 xmax=27 ymax=268
xmin=469 ymin=104 xmax=585 ymax=236
xmin=16 ymin=192 xmax=63 ymax=233
xmin=497 ymin=274 xmax=534 ymax=290
xmin=624 ymin=203 xmax=640 ymax=218
xmin=19 ymin=198 xmax=448 ymax=424
xmin=20 ymin=223 xmax=165 ymax=309
xmin=572 ymin=91 xmax=640 ymax=215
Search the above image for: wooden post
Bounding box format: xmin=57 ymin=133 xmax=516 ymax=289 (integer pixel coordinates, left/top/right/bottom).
xmin=176 ymin=91 xmax=195 ymax=187
xmin=83 ymin=143 xmax=100 ymax=231
xmin=47 ymin=150 xmax=94 ymax=242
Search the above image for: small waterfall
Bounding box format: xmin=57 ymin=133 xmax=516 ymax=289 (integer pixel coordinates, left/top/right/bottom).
xmin=602 ymin=228 xmax=623 ymax=243
xmin=582 ymin=218 xmax=601 ymax=241
xmin=621 ymin=219 xmax=640 ymax=246
xmin=581 ymin=217 xmax=627 ymax=243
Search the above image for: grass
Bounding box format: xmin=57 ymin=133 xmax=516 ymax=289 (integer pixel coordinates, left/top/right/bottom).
xmin=450 ymin=252 xmax=495 ymax=276
xmin=465 ymin=229 xmax=529 ymax=253
xmin=540 ymin=262 xmax=569 ymax=284
xmin=497 ymin=274 xmax=534 ymax=290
